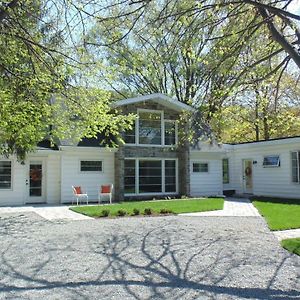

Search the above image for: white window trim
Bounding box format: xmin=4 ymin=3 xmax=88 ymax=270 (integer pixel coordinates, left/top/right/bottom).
xmin=262 ymin=155 xmax=280 ymax=168
xmin=192 ymin=161 xmax=209 ymax=173
xmin=125 ymin=109 xmax=178 ymax=147
xmin=79 ymin=159 xmax=104 ymax=173
xmin=124 ymin=158 xmax=178 ymax=196
xmin=0 ymin=160 xmax=13 ymax=191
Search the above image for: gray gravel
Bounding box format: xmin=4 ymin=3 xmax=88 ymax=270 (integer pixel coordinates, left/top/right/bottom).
xmin=0 ymin=213 xmax=299 ymax=300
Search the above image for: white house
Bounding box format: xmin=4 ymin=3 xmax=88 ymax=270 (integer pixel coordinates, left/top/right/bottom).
xmin=0 ymin=93 xmax=299 ymax=206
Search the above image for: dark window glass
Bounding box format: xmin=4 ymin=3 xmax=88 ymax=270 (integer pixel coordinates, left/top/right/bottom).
xmin=29 ymin=163 xmax=42 ymax=196
xmin=0 ymin=161 xmax=11 ymax=189
xmin=165 ymin=160 xmax=176 ymax=192
xmin=292 ymin=152 xmax=300 ymax=183
xmin=124 ymin=160 xmax=136 ymax=193
xmin=193 ymin=163 xmax=208 ymax=173
xmin=222 ymin=159 xmax=229 ymax=184
xmin=139 ymin=160 xmax=162 ymax=193
xmin=139 ymin=112 xmax=161 ymax=145
xmin=80 ymin=161 xmax=102 ymax=172
xmin=165 ymin=121 xmax=176 ymax=145
xmin=263 ymin=156 xmax=280 ymax=167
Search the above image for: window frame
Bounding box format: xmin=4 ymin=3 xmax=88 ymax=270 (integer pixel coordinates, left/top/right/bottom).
xmin=79 ymin=160 xmax=103 ymax=173
xmin=262 ymin=155 xmax=280 ymax=168
xmin=291 ymin=151 xmax=300 ymax=184
xmin=124 ymin=158 xmax=178 ymax=196
xmin=192 ymin=162 xmax=209 ymax=173
xmin=222 ymin=158 xmax=230 ymax=184
xmin=124 ymin=109 xmax=178 ymax=147
xmin=0 ymin=160 xmax=12 ymax=190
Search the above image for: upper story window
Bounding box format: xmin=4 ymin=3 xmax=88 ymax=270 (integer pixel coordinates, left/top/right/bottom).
xmin=139 ymin=111 xmax=162 ymax=145
xmin=263 ymin=155 xmax=280 ymax=167
xmin=124 ymin=109 xmax=177 ymax=146
xmin=0 ymin=161 xmax=12 ymax=189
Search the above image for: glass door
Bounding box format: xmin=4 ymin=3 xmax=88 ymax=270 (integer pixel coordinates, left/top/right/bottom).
xmin=243 ymin=159 xmax=253 ymax=194
xmin=26 ymin=161 xmax=45 ymax=203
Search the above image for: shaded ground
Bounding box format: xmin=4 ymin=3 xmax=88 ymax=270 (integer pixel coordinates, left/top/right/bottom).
xmin=0 ymin=213 xmax=299 ymax=299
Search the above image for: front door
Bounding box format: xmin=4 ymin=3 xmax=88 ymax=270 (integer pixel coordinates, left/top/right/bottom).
xmin=26 ymin=160 xmax=46 ymax=203
xmin=243 ymin=160 xmax=253 ymax=194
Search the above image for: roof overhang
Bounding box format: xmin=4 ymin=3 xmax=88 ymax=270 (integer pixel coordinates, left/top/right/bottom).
xmin=112 ymin=93 xmax=195 ymax=112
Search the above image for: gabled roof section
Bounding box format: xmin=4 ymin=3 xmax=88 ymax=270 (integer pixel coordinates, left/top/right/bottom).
xmin=112 ymin=93 xmax=195 ymax=112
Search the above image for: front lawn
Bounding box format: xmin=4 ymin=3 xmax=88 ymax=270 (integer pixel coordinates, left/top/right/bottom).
xmin=252 ymin=198 xmax=300 ymax=231
xmin=70 ymin=198 xmax=224 ymax=218
xmin=281 ymin=238 xmax=300 ymax=256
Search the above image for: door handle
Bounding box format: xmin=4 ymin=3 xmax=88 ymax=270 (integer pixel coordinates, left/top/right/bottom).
xmin=25 ymin=180 xmax=29 ymax=185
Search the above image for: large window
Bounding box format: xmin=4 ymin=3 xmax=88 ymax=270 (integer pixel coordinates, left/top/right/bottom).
xmin=292 ymin=151 xmax=300 ymax=183
xmin=222 ymin=159 xmax=229 ymax=184
xmin=0 ymin=161 xmax=12 ymax=189
xmin=139 ymin=111 xmax=162 ymax=145
xmin=124 ymin=110 xmax=178 ymax=146
xmin=124 ymin=159 xmax=177 ymax=195
xmin=80 ymin=160 xmax=102 ymax=172
xmin=263 ymin=155 xmax=280 ymax=167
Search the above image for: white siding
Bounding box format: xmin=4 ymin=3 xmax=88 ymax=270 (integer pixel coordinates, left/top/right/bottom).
xmin=190 ymin=152 xmax=223 ymax=197
xmin=227 ymin=141 xmax=300 ymax=199
xmin=60 ymin=150 xmax=115 ymax=203
xmin=0 ymin=158 xmax=26 ymax=206
xmin=46 ymin=155 xmax=61 ymax=204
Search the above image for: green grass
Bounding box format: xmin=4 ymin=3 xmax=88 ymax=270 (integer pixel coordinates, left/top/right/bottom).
xmin=252 ymin=197 xmax=300 ymax=231
xmin=281 ymin=238 xmax=300 ymax=256
xmin=70 ymin=198 xmax=224 ymax=218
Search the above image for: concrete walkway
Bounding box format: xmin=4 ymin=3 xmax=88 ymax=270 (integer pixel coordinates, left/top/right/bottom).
xmin=180 ymin=197 xmax=260 ymax=217
xmin=273 ymin=229 xmax=300 ymax=241
xmin=0 ymin=205 xmax=91 ymax=220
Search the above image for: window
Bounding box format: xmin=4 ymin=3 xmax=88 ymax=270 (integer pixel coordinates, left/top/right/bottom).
xmin=263 ymin=155 xmax=280 ymax=167
xmin=124 ymin=160 xmax=136 ymax=193
xmin=222 ymin=159 xmax=229 ymax=184
xmin=124 ymin=159 xmax=177 ymax=194
xmin=80 ymin=160 xmax=102 ymax=172
xmin=138 ymin=111 xmax=162 ymax=145
xmin=124 ymin=121 xmax=136 ymax=144
xmin=291 ymin=151 xmax=300 ymax=183
xmin=0 ymin=161 xmax=12 ymax=189
xmin=139 ymin=160 xmax=162 ymax=193
xmin=193 ymin=162 xmax=208 ymax=173
xmin=164 ymin=121 xmax=176 ymax=145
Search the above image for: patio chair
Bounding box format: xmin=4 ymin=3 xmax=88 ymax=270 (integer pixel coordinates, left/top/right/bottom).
xmin=72 ymin=186 xmax=89 ymax=205
xmin=98 ymin=184 xmax=113 ymax=204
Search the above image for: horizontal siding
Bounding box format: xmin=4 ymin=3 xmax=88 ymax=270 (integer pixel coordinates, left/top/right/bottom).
xmin=46 ymin=155 xmax=61 ymax=204
xmin=0 ymin=158 xmax=25 ymax=206
xmin=61 ymin=151 xmax=115 ymax=203
xmin=190 ymin=152 xmax=223 ymax=196
xmin=228 ymin=142 xmax=300 ymax=199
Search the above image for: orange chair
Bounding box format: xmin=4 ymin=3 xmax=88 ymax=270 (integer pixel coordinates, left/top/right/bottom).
xmin=98 ymin=184 xmax=113 ymax=204
xmin=72 ymin=186 xmax=88 ymax=205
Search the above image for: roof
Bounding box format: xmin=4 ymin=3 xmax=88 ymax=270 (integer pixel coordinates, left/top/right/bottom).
xmin=230 ymin=135 xmax=300 ymax=146
xmin=36 ymin=139 xmax=59 ymax=150
xmin=112 ymin=93 xmax=195 ymax=112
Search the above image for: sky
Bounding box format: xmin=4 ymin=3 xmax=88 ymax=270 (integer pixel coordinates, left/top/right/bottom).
xmin=288 ymin=0 xmax=300 ymax=14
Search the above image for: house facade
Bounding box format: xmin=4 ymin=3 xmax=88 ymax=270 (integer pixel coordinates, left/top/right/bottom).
xmin=0 ymin=93 xmax=299 ymax=206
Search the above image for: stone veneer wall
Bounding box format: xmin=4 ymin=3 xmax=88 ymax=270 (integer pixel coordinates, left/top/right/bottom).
xmin=113 ymin=100 xmax=191 ymax=200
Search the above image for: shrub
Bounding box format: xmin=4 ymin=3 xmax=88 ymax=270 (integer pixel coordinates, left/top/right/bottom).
xmin=144 ymin=208 xmax=153 ymax=215
xmin=160 ymin=208 xmax=172 ymax=214
xmin=132 ymin=208 xmax=140 ymax=216
xmin=117 ymin=209 xmax=127 ymax=217
xmin=101 ymin=209 xmax=110 ymax=217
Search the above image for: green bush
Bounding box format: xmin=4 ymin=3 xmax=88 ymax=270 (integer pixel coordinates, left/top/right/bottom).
xmin=160 ymin=208 xmax=172 ymax=214
xmin=144 ymin=208 xmax=153 ymax=215
xmin=132 ymin=208 xmax=140 ymax=216
xmin=117 ymin=209 xmax=127 ymax=217
xmin=101 ymin=209 xmax=110 ymax=217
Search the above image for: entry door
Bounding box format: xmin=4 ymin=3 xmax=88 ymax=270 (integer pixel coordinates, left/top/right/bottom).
xmin=26 ymin=160 xmax=46 ymax=203
xmin=243 ymin=160 xmax=253 ymax=194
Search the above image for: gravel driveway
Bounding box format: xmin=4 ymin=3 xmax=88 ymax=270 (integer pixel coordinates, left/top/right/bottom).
xmin=0 ymin=213 xmax=299 ymax=299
